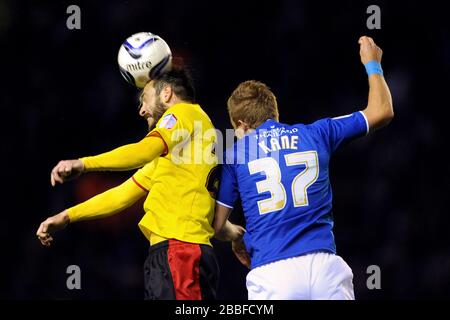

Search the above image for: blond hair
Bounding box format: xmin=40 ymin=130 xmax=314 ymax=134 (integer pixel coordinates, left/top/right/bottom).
xmin=227 ymin=80 xmax=279 ymax=129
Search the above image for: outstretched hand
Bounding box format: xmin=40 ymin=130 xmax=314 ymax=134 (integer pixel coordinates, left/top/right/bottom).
xmin=36 ymin=211 xmax=70 ymax=247
xmin=50 ymin=159 xmax=84 ymax=186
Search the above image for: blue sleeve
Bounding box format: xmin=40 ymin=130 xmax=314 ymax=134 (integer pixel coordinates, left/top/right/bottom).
xmin=310 ymin=111 xmax=369 ymax=153
xmin=216 ymin=163 xmax=239 ymax=209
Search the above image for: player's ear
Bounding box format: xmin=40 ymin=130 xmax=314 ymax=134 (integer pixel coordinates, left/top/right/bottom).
xmin=237 ymin=120 xmax=250 ymax=131
xmin=161 ymin=85 xmax=173 ymax=103
xmin=235 ymin=120 xmax=250 ymax=139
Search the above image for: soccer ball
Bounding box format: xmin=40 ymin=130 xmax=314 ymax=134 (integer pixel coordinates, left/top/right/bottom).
xmin=117 ymin=32 xmax=172 ymax=88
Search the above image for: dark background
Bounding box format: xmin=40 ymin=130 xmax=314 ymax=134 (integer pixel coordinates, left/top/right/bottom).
xmin=1 ymin=0 xmax=449 ymax=299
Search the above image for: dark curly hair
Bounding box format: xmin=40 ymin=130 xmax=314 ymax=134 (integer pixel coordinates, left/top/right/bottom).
xmin=153 ymin=66 xmax=195 ymax=103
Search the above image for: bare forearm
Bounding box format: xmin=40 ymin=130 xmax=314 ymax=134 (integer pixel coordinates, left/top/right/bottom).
xmin=215 ymin=220 xmax=235 ymax=241
xmin=358 ymin=36 xmax=394 ymax=131
xmin=364 ymin=74 xmax=394 ymax=130
xmin=213 ymin=203 xmax=232 ymax=237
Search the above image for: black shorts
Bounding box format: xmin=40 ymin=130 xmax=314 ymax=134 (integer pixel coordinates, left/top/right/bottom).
xmin=143 ymin=239 xmax=219 ymax=300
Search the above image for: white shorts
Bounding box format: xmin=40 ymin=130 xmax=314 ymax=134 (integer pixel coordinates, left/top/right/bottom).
xmin=246 ymin=252 xmax=355 ymax=300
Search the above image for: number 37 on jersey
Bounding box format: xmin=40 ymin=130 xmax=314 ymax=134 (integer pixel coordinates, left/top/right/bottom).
xmin=248 ymin=151 xmax=319 ymax=215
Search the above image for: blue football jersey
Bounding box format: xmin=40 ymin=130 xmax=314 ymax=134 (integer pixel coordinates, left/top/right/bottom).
xmin=217 ymin=111 xmax=369 ymax=269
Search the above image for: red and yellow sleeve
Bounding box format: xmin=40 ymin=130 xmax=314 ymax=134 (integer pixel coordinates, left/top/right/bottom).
xmin=67 ymin=177 xmax=147 ymax=223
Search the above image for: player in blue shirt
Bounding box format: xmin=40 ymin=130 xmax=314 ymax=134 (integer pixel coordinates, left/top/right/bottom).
xmin=213 ymin=36 xmax=393 ymax=299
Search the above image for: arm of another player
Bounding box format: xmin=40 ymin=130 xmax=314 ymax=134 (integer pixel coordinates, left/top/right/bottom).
xmin=359 ymin=36 xmax=394 ymax=131
xmin=213 ymin=204 xmax=245 ymax=241
xmin=50 ymin=135 xmax=165 ymax=186
xmin=213 ymin=163 xmax=251 ymax=267
xmin=213 ymin=204 xmax=251 ymax=268
xmin=213 ymin=165 xmax=244 ymax=242
xmin=37 ymin=176 xmax=148 ymax=247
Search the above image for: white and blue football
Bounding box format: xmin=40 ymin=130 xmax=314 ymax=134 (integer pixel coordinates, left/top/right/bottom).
xmin=118 ymin=32 xmax=172 ymax=88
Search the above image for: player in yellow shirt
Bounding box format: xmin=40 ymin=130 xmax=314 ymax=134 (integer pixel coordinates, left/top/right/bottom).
xmin=36 ymin=67 xmax=244 ymax=300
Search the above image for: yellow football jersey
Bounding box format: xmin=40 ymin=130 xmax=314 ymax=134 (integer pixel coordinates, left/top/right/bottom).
xmin=132 ymin=161 xmax=156 ymax=192
xmin=137 ymin=103 xmax=218 ymax=246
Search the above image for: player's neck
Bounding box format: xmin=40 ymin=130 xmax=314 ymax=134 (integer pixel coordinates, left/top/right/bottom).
xmin=167 ymin=97 xmax=192 ymax=108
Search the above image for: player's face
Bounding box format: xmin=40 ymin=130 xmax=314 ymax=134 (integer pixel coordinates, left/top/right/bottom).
xmin=138 ymin=92 xmax=155 ymax=131
xmin=139 ymin=81 xmax=167 ymax=131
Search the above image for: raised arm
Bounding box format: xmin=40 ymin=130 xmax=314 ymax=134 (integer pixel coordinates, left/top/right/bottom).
xmin=37 ymin=176 xmax=148 ymax=246
xmin=50 ymin=135 xmax=165 ymax=186
xmin=359 ymin=36 xmax=394 ymax=132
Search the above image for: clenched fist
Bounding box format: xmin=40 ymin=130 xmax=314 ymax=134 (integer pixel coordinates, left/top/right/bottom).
xmin=359 ymin=36 xmax=383 ymax=65
xmin=50 ymin=159 xmax=84 ymax=186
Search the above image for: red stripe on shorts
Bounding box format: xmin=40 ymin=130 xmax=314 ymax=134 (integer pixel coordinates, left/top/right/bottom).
xmin=167 ymin=240 xmax=202 ymax=300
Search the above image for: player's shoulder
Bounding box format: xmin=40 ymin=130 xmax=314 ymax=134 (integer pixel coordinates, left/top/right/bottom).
xmin=306 ymin=117 xmax=329 ymax=130
xmin=168 ymin=103 xmax=201 ymax=116
xmin=304 ymin=113 xmax=347 ymax=131
xmin=303 ymin=111 xmax=366 ymax=135
xmin=275 ymin=120 xmax=308 ymax=133
xmin=288 ymin=117 xmax=332 ymax=141
xmin=258 ymin=119 xmax=303 ymax=132
xmin=170 ymin=103 xmax=213 ymax=125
